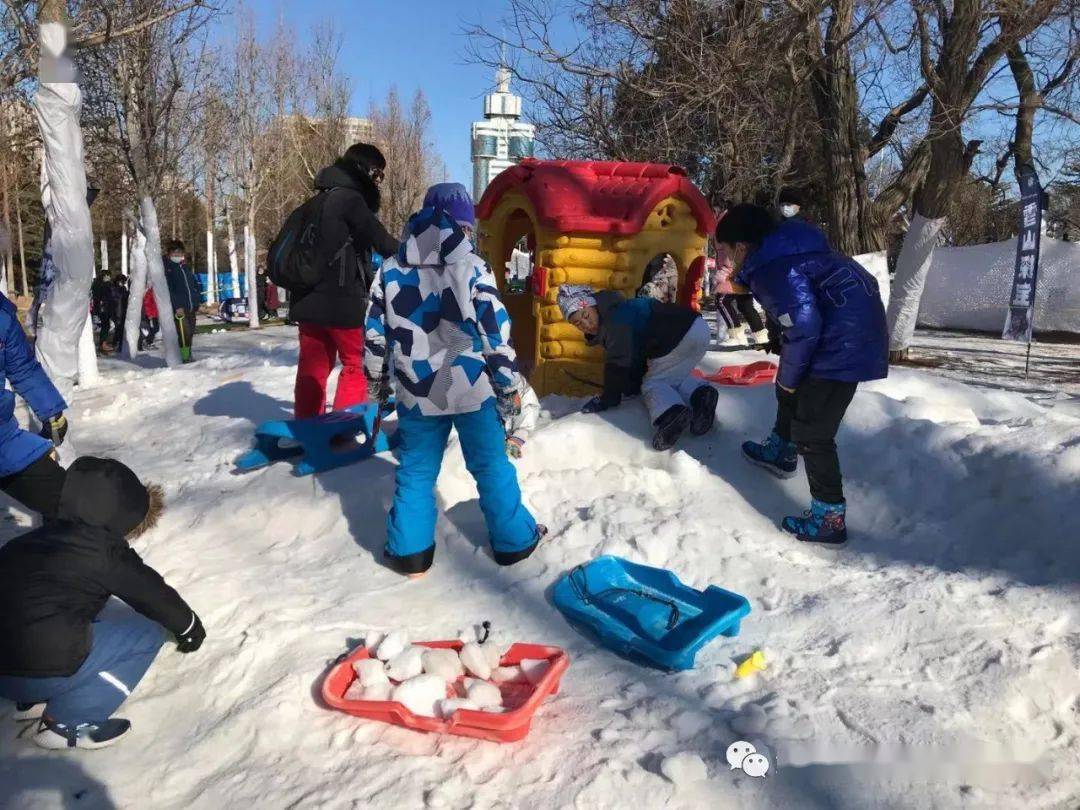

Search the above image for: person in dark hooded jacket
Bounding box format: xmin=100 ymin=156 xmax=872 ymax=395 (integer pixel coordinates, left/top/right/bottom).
xmin=0 ymin=457 xmax=205 ymax=749
xmin=717 ymin=204 xmax=887 ymax=546
xmin=558 ymin=285 xmax=719 ymax=451
xmin=291 ymin=142 xmax=400 ymax=419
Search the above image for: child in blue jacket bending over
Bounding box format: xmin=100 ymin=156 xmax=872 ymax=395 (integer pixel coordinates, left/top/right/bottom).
xmin=716 ymin=205 xmax=888 ymax=546
xmin=559 ymin=285 xmax=718 ymax=451
xmin=364 ymin=183 xmax=546 ymax=577
xmin=0 ymin=292 xmax=69 ymax=518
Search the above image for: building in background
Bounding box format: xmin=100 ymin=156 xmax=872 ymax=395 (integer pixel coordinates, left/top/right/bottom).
xmin=471 ymin=66 xmax=535 ymax=201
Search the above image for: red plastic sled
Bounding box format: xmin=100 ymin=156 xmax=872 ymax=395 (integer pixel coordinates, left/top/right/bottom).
xmin=693 ymin=360 xmax=778 ymax=386
xmin=321 ymin=640 xmax=569 ymax=743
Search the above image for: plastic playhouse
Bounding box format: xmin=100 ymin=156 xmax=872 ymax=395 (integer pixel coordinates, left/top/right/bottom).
xmin=475 ymin=159 xmax=716 ymax=397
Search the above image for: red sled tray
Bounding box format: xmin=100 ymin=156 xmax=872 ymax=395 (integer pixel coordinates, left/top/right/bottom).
xmin=693 ymin=360 xmax=777 ymax=386
xmin=321 ymin=640 xmax=569 ymax=743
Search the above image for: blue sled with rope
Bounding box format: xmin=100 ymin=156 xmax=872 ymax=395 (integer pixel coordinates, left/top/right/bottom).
xmin=552 ymin=555 xmax=750 ymax=671
xmin=235 ymin=402 xmax=399 ymax=476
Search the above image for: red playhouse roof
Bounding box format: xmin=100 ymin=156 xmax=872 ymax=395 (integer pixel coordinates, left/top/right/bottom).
xmin=475 ymin=159 xmax=716 ymax=237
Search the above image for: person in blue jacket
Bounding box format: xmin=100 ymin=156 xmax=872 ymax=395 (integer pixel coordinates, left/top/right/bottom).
xmin=364 ymin=183 xmax=546 ymax=577
xmin=0 ymin=292 xmax=69 ymax=518
xmin=716 ymin=204 xmax=887 ymax=546
xmin=163 ymin=240 xmax=200 ymax=362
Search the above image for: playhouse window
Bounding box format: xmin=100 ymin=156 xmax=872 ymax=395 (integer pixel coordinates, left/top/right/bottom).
xmin=636 ymin=253 xmax=679 ymax=304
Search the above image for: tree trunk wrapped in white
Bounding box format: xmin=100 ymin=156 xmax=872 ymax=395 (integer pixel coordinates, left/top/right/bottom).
xmin=885 ymin=213 xmax=945 ymax=354
xmin=122 ymin=225 xmax=148 ymax=359
xmin=206 ymin=228 xmax=216 ymax=303
xmin=226 ymin=207 xmax=240 ymax=298
xmin=246 ymin=217 xmax=259 ymax=328
xmin=140 ymin=198 xmax=181 ymax=366
xmin=32 ymin=21 xmax=95 ymax=404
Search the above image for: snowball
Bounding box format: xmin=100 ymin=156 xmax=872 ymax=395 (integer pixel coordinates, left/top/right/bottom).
xmin=385 ymin=646 xmax=424 ymax=682
xmin=422 ymin=648 xmax=464 ymax=681
xmin=480 ymin=706 xmax=506 ymax=714
xmin=352 ymin=658 xmax=389 ymax=687
xmin=491 ymin=666 xmax=527 ymax=684
xmin=466 ymin=680 xmax=503 ymax=710
xmin=520 ymin=658 xmax=550 ymax=685
xmin=360 ymin=682 xmax=392 ymax=702
xmin=375 ymin=630 xmax=410 ymax=662
xmin=660 ymin=752 xmax=708 ymax=785
xmin=482 ymin=642 xmax=503 ymax=670
xmin=460 ymin=642 xmax=492 ymax=680
xmin=457 ymin=627 xmax=478 ymax=644
xmin=344 ymin=680 xmax=366 ymax=701
xmin=363 ymin=631 xmax=385 ymax=653
xmin=437 ymin=698 xmax=479 ymax=719
xmin=392 ymin=675 xmax=446 ymax=718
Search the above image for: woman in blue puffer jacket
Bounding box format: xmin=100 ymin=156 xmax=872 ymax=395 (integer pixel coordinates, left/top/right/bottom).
xmin=0 ymin=293 xmax=69 ymax=518
xmin=716 ymin=205 xmax=887 ymax=546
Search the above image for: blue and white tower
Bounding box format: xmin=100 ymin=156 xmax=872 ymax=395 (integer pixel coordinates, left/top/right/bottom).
xmin=471 ymin=66 xmax=535 ymax=201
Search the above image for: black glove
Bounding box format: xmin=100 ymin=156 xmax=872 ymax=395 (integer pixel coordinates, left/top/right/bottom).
xmin=175 ymin=613 xmax=205 ymax=653
xmin=582 ymin=396 xmax=608 ymax=414
xmin=367 ymin=373 xmax=391 ymax=408
xmin=496 ymin=388 xmax=522 ymax=423
xmin=39 ymin=414 xmax=68 ymax=447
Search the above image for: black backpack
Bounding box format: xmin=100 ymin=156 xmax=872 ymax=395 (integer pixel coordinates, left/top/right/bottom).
xmin=267 ymin=190 xmax=335 ymax=291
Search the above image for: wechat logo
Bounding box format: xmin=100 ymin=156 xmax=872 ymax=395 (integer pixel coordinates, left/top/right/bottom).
xmin=726 ymin=740 xmax=771 ymax=779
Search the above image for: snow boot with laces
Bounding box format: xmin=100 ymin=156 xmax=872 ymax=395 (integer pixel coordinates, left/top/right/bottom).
xmin=781 ymin=499 xmax=847 ymax=546
xmin=742 ymin=431 xmax=798 ymax=478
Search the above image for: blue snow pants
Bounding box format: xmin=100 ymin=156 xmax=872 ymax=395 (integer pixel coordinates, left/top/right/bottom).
xmin=0 ymin=603 xmax=165 ymax=726
xmin=386 ymin=400 xmax=538 ymax=562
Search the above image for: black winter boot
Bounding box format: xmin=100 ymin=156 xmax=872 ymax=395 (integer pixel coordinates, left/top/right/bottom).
xmin=652 ymin=405 xmax=691 ymax=451
xmin=689 ymin=385 xmax=719 ymax=435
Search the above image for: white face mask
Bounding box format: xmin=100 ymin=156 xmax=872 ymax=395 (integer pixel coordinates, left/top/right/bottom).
xmin=169 ymin=254 xmax=184 ymax=263
xmin=781 ymin=204 xmax=800 ymax=218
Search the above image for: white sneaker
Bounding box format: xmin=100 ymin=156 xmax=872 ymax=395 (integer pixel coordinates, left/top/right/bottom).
xmin=720 ymin=327 xmax=748 ymax=347
xmin=748 ymin=328 xmax=770 ymax=345
xmin=13 ymin=702 xmax=45 ymax=721
xmin=34 ymin=717 xmax=132 ymax=750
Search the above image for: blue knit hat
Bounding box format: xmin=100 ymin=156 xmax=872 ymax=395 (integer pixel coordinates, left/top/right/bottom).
xmin=423 ymin=183 xmax=475 ymax=226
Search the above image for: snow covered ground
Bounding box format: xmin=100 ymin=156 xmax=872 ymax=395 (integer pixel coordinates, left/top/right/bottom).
xmin=2 ymin=325 xmax=1078 ymax=810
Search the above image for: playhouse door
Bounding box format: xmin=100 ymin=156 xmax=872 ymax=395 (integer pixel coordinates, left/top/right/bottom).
xmin=504 ymin=294 xmax=539 ymax=380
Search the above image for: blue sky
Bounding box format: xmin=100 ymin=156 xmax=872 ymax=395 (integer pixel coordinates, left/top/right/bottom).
xmin=249 ymin=0 xmax=522 ymax=184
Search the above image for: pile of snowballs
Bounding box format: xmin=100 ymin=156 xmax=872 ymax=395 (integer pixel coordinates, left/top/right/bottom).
xmin=345 ymin=628 xmax=551 ymax=719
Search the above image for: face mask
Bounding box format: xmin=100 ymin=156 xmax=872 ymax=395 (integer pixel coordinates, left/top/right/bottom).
xmin=781 ymin=204 xmax=800 ymax=218
xmin=169 ymin=254 xmax=183 ymax=263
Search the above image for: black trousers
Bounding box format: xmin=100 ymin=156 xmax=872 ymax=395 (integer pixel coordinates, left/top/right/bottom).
xmin=175 ymin=310 xmax=196 ymax=351
xmin=774 ymin=377 xmax=858 ymax=504
xmin=0 ymin=452 xmax=66 ymax=518
xmin=717 ymin=295 xmax=741 ymax=329
xmin=735 ymin=295 xmax=764 ymax=332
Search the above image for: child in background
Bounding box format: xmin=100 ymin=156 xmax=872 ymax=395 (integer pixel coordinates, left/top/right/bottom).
xmin=503 ymin=381 xmax=540 ymax=458
xmin=0 ymin=292 xmax=69 ymax=519
xmin=558 ymin=284 xmax=718 ymax=451
xmin=717 ymin=204 xmax=887 ymax=546
xmin=364 ymin=182 xmax=546 ymax=577
xmin=0 ymin=457 xmax=205 ymax=749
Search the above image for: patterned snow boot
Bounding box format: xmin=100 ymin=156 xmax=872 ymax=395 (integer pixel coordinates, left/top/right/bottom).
xmin=652 ymin=405 xmax=691 ymax=451
xmin=742 ymin=431 xmax=798 ymax=478
xmin=34 ymin=716 xmax=132 ymax=750
xmin=781 ymin=499 xmax=847 ymax=546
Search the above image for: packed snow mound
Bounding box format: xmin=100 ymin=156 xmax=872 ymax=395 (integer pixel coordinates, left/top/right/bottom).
xmin=916 ymin=236 xmax=1080 ymax=334
xmin=1 ymin=326 xmax=1077 ymax=809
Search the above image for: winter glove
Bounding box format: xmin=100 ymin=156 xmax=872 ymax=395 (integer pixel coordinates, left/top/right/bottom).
xmin=506 ymin=435 xmax=525 ymax=459
xmin=582 ymin=396 xmax=608 ymax=414
xmin=39 ymin=414 xmax=68 ymax=447
xmin=175 ymin=613 xmax=205 ymax=653
xmin=496 ymin=388 xmax=522 ymax=424
xmin=367 ymin=373 xmax=391 ymax=409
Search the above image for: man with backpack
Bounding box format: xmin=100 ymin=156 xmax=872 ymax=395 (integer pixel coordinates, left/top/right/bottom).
xmin=271 ymin=143 xmax=399 ymax=419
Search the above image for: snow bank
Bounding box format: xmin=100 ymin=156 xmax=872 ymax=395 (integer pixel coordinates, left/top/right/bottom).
xmin=916 ymin=236 xmax=1080 ymax=334
xmin=1 ymin=327 xmax=1077 ymax=809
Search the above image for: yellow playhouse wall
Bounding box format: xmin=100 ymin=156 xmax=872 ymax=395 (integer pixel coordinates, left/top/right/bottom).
xmin=477 ymin=194 xmax=707 ymax=398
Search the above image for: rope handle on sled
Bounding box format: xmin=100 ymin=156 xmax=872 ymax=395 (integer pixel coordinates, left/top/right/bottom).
xmin=567 ymin=564 xmax=681 ymax=631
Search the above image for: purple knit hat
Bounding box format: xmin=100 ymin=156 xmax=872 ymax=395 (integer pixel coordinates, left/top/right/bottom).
xmin=423 ymin=183 xmax=475 ymax=226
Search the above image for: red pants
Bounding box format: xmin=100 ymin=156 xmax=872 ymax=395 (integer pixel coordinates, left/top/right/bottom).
xmin=294 ymin=324 xmax=367 ymax=418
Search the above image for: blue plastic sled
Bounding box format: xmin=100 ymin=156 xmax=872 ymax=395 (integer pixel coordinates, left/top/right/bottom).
xmin=235 ymin=403 xmax=399 ymax=476
xmin=552 ymin=555 xmax=751 ymax=671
